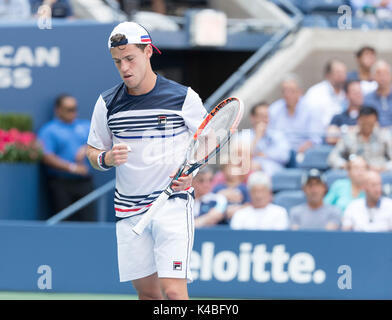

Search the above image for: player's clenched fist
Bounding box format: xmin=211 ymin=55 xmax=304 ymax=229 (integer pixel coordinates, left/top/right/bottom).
xmin=105 ymin=143 xmax=130 ymax=167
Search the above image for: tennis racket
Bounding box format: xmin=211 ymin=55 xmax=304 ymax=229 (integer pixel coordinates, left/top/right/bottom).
xmin=132 ymin=96 xmax=244 ymax=235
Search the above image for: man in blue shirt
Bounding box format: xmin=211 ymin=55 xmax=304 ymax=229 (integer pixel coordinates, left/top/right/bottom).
xmin=346 ymin=46 xmax=377 ymax=95
xmin=269 ymin=74 xmax=323 ymax=167
xmin=193 ymin=167 xmax=228 ymax=228
xmin=239 ymin=102 xmax=291 ymax=176
xmin=364 ymin=60 xmax=392 ymax=127
xmin=38 ymin=94 xmax=95 ymax=221
xmin=0 ymin=0 xmax=30 ymax=19
xmin=326 ymin=80 xmax=364 ymax=145
xmin=30 ymin=0 xmax=73 ymax=18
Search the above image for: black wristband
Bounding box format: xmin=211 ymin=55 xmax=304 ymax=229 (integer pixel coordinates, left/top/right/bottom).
xmin=97 ymin=151 xmax=111 ymax=170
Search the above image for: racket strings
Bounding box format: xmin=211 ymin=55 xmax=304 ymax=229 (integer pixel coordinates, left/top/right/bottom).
xmin=192 ymin=100 xmax=240 ymax=163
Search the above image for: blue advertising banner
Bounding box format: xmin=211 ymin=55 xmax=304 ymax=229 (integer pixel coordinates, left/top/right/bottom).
xmin=0 ymin=221 xmax=391 ymax=299
xmin=0 ymin=20 xmax=119 ymax=131
xmin=191 ymin=228 xmax=392 ymax=299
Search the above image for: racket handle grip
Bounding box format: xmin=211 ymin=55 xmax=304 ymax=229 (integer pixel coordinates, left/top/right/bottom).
xmin=132 ymin=191 xmax=171 ymax=235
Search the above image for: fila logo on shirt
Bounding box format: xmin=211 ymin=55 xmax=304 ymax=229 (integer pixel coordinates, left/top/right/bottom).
xmin=157 ymin=116 xmax=167 ymax=126
xmin=173 ymin=261 xmax=182 ymax=271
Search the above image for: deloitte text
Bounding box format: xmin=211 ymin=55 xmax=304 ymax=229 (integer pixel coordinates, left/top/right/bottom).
xmin=191 ymin=242 xmax=326 ymax=284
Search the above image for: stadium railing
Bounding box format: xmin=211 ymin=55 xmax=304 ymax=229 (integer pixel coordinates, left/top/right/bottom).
xmin=46 ymin=179 xmax=116 ymax=225
xmin=204 ymin=0 xmax=303 ymax=109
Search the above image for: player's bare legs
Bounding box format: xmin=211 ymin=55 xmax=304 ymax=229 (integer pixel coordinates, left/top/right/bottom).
xmin=159 ymin=278 xmax=189 ymax=300
xmin=132 ymin=273 xmax=164 ymax=300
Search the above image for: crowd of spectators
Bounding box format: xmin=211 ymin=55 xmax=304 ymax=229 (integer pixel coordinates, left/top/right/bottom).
xmin=193 ymin=44 xmax=392 ymax=233
xmin=0 ymin=0 xmax=74 ymax=20
xmin=0 ymin=0 xmax=202 ymax=21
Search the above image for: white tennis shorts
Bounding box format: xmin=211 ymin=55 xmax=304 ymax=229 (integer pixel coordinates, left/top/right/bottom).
xmin=115 ymin=193 xmax=194 ymax=283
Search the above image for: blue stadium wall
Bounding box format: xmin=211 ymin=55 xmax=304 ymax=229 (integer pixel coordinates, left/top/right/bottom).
xmin=0 ymin=20 xmax=121 ymax=131
xmin=0 ymin=221 xmax=391 ymax=299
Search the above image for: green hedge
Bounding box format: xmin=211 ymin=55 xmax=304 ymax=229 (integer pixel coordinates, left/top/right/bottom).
xmin=0 ymin=113 xmax=33 ymax=132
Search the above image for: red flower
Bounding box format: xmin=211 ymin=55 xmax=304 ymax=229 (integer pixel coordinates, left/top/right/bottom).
xmin=0 ymin=128 xmax=42 ymax=162
xmin=19 ymin=132 xmax=36 ymax=146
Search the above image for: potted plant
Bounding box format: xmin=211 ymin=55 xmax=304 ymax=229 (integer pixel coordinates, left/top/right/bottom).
xmin=0 ymin=113 xmax=43 ymax=220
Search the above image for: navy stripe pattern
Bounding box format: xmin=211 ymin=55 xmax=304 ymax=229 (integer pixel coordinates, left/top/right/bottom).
xmin=102 ymin=74 xmax=188 ymax=141
xmin=114 ymin=189 xmax=162 ymax=208
xmin=108 ymin=113 xmax=186 ymax=138
xmin=101 ymin=75 xmax=188 ymax=118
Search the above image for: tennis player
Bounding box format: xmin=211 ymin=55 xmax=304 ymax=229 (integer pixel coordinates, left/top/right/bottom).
xmin=86 ymin=22 xmax=207 ymax=300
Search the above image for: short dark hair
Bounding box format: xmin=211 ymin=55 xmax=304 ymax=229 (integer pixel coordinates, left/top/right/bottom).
xmin=110 ymin=33 xmax=147 ymax=51
xmin=359 ymin=106 xmax=378 ymax=119
xmin=343 ymin=79 xmax=360 ymax=93
xmin=324 ymin=59 xmax=345 ymax=76
xmin=356 ymin=46 xmax=376 ymax=58
xmin=250 ymin=101 xmax=269 ymax=116
xmin=55 ymin=94 xmax=73 ymax=108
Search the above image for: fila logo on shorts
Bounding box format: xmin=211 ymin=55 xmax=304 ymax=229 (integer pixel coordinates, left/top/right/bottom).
xmin=173 ymin=261 xmax=182 ymax=271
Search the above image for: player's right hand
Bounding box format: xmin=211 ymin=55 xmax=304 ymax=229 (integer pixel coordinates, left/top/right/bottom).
xmin=105 ymin=143 xmax=130 ymax=167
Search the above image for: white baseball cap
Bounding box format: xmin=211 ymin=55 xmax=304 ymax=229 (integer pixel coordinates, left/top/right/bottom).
xmin=108 ymin=21 xmax=161 ymax=54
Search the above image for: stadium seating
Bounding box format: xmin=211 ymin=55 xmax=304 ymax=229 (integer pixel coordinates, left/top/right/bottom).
xmin=324 ymin=168 xmax=348 ymax=188
xmin=297 ymin=145 xmax=334 ymax=171
xmin=271 ymin=0 xmax=387 ymax=29
xmin=273 ymin=190 xmax=306 ymax=212
xmin=297 ymin=0 xmax=346 ymax=14
xmin=381 ymin=171 xmax=392 ymax=185
xmin=271 ymin=168 xmax=306 ymax=192
xmin=381 ymin=171 xmax=392 ymax=197
xmin=301 ymin=14 xmax=330 ymax=28
xmin=379 ymin=19 xmax=392 ymax=29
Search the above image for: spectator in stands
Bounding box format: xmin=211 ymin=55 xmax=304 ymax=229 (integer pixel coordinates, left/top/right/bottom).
xmin=269 ymin=74 xmax=323 ymax=167
xmin=328 ymin=106 xmax=392 ymax=172
xmin=290 ymin=169 xmax=341 ymax=231
xmin=351 ymin=0 xmax=392 ymax=19
xmin=211 ymin=140 xmax=253 ymax=188
xmin=326 ymin=80 xmax=364 ymax=145
xmin=38 ymin=94 xmax=95 ymax=221
xmin=324 ymin=155 xmax=367 ymax=212
xmin=151 ymin=0 xmax=166 ymax=14
xmin=117 ymin=0 xmax=167 ymax=16
xmin=347 ymin=46 xmax=377 ymax=95
xmin=364 ymin=60 xmax=392 ymax=127
xmin=31 ymin=0 xmax=74 ymax=19
xmin=342 ymin=170 xmax=392 ymax=232
xmin=230 ymin=171 xmax=289 ymax=230
xmin=0 ymin=0 xmax=31 ymax=19
xmin=212 ymin=154 xmax=250 ymax=223
xmin=193 ymin=166 xmax=228 ymax=228
xmin=237 ymin=102 xmax=290 ymax=176
xmin=303 ymin=59 xmax=347 ymax=130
